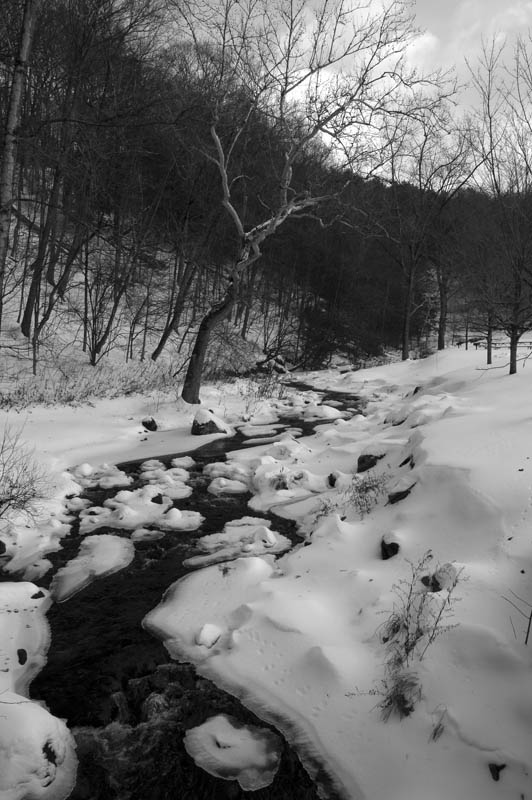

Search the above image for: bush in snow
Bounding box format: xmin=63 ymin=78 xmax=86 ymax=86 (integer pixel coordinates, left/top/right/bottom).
xmin=0 ymin=425 xmax=46 ymax=518
xmin=231 ymin=375 xmax=288 ymax=419
xmin=0 ymin=360 xmax=177 ymax=408
xmin=377 ymin=551 xmax=462 ymax=720
xmin=378 ymin=670 xmax=421 ymax=721
xmin=315 ymin=471 xmax=389 ymax=522
xmin=347 ymin=472 xmax=389 ymax=517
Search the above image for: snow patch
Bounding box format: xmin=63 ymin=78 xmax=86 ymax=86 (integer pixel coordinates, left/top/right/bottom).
xmin=183 ymin=714 xmax=282 ymax=790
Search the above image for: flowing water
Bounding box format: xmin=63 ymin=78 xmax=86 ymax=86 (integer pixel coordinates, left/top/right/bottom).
xmin=24 ymin=383 xmax=361 ymax=799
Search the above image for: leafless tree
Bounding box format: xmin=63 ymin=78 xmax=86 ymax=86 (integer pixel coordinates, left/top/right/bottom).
xmin=168 ymin=0 xmax=438 ymax=402
xmin=469 ymin=38 xmax=532 ymax=374
xmin=0 ymin=0 xmax=39 ymax=333
xmin=360 ymin=95 xmax=478 ymax=359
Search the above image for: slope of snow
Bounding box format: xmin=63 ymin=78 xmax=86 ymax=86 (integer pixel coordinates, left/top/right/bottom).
xmin=3 ymin=348 xmax=532 ymax=799
xmin=145 ymin=349 xmax=532 ymax=799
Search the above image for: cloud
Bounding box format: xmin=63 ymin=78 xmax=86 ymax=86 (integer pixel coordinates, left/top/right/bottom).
xmin=407 ymin=31 xmax=441 ymax=71
xmin=408 ymin=0 xmax=532 ymax=82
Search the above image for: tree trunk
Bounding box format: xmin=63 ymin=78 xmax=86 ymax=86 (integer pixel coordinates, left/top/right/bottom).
xmin=401 ymin=260 xmax=416 ymax=360
xmin=509 ymin=325 xmax=520 ymax=375
xmin=486 ymin=311 xmax=493 ymax=365
xmin=151 ymin=260 xmax=195 ymax=361
xmin=20 ymin=169 xmax=62 ymax=337
xmin=0 ymin=0 xmax=38 ymax=332
xmin=181 ymin=280 xmax=237 ymax=404
xmin=437 ymin=270 xmax=448 ymax=351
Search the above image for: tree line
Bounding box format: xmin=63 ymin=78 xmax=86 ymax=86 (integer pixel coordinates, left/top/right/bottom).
xmin=2 ymin=0 xmax=532 ymax=401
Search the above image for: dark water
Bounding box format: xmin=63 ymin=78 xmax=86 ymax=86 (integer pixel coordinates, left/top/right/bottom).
xmin=26 ymin=383 xmax=361 ymax=800
xmin=31 ymin=453 xmax=300 ymax=728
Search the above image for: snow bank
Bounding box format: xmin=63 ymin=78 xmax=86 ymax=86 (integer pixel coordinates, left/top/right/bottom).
xmin=145 ymin=349 xmax=532 ymax=800
xmin=0 ymin=583 xmax=77 ymax=800
xmin=1 ymin=517 xmax=71 ymax=577
xmin=5 ymin=348 xmax=532 ymax=800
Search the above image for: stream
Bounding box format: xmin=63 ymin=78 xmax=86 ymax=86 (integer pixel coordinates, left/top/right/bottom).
xmin=25 ymin=383 xmax=362 ymax=800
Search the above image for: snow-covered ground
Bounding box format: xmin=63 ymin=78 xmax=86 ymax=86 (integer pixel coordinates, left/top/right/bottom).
xmin=2 ymin=350 xmax=532 ymax=799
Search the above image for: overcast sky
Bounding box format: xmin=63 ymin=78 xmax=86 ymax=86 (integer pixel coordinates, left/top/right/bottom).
xmin=410 ymin=0 xmax=532 ymax=77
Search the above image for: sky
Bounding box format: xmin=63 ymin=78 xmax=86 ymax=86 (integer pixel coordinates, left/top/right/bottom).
xmin=410 ymin=0 xmax=532 ymax=78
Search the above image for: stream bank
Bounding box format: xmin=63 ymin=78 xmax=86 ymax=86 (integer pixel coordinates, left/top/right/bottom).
xmin=28 ymin=383 xmax=361 ymax=799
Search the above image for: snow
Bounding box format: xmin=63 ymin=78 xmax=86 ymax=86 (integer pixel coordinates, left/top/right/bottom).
xmin=183 ymin=713 xmax=282 ymax=789
xmin=0 ymin=583 xmax=77 ymax=799
xmin=184 ymin=517 xmax=291 ymax=567
xmin=0 ymin=696 xmax=77 ymax=800
xmin=144 ymin=349 xmax=532 ymax=799
xmin=70 ymin=462 xmax=132 ymax=489
xmin=49 ymin=534 xmax=135 ymax=601
xmin=5 ymin=347 xmax=532 ymax=799
xmin=208 ymin=477 xmax=249 ymax=495
xmin=78 ymin=483 xmax=203 ymax=533
xmin=193 ymin=407 xmax=232 ymax=433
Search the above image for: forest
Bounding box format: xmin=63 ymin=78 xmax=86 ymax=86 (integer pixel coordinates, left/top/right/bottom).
xmin=2 ymin=0 xmax=532 ymax=402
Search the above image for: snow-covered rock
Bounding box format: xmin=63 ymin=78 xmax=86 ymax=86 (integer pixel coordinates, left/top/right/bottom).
xmin=192 ymin=408 xmax=231 ymax=435
xmin=184 ymin=517 xmax=291 ymax=567
xmin=0 ymin=583 xmax=77 ymax=799
xmin=78 ymin=484 xmax=203 ymax=533
xmin=70 ymin=462 xmax=132 ymax=489
xmin=183 ymin=714 xmax=282 ymax=790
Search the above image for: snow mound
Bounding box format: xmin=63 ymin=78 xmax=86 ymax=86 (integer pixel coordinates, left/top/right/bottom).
xmin=301 ymin=403 xmax=343 ymax=420
xmin=263 ymin=436 xmax=311 ymax=461
xmin=184 ymin=517 xmax=291 ymax=567
xmin=207 ymin=477 xmax=249 ymax=495
xmin=140 ymin=464 xmax=192 ymax=500
xmin=0 ymin=693 xmax=77 ymax=800
xmin=192 ymin=408 xmax=231 ymax=434
xmin=203 ymin=462 xmax=250 ymax=482
xmin=144 ymin=557 xmax=275 ymax=662
xmin=131 ymin=527 xmax=165 ymax=542
xmin=248 ymin=458 xmax=328 ymax=511
xmin=0 ymin=583 xmax=77 ymax=799
xmin=79 ymin=484 xmax=203 ymax=533
xmin=50 ymin=534 xmax=135 ymax=601
xmin=184 ymin=714 xmax=282 ymax=790
xmin=171 ymin=456 xmax=196 ymax=469
xmin=238 ymin=424 xmax=283 ymax=437
xmin=0 ymin=583 xmax=51 ymax=696
xmin=2 ymin=518 xmax=70 ymax=576
xmin=70 ymin=462 xmax=132 ymax=489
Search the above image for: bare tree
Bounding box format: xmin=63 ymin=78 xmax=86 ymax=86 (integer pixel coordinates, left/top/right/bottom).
xmin=469 ymin=38 xmax=532 ymax=375
xmin=0 ymin=0 xmax=39 ymax=333
xmin=168 ymin=0 xmax=432 ymax=402
xmin=361 ymin=97 xmax=477 ymax=360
